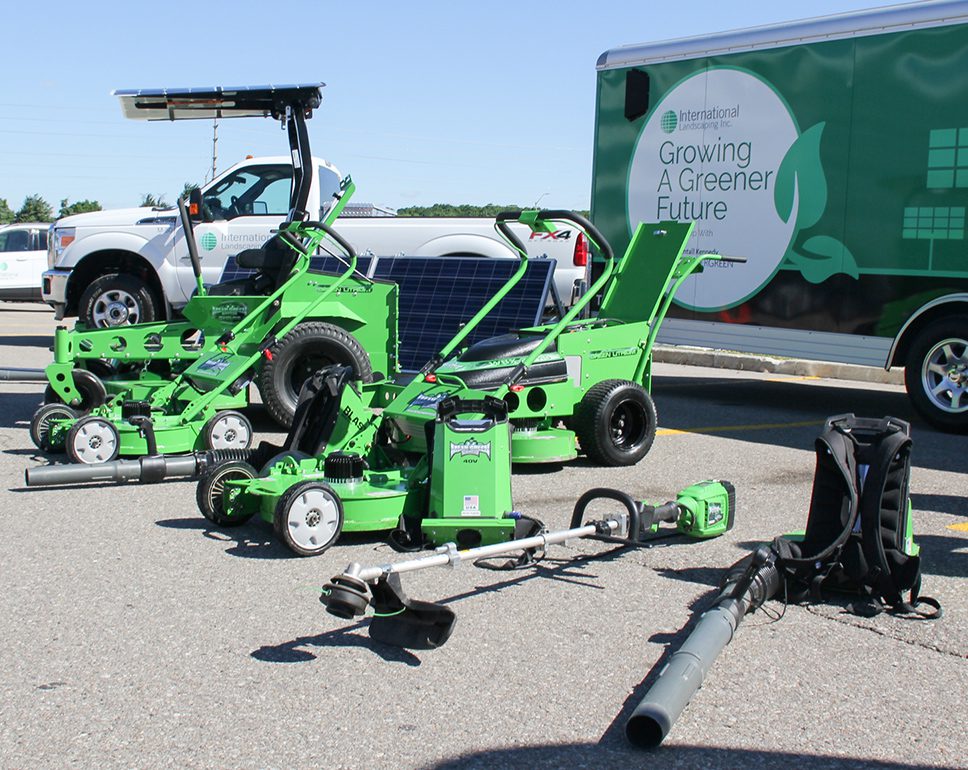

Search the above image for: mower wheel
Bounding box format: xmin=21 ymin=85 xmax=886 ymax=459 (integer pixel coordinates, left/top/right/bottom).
xmin=66 ymin=416 xmax=120 ymax=464
xmin=29 ymin=403 xmax=79 ymax=452
xmin=78 ymin=273 xmax=160 ymax=328
xmin=203 ymin=410 xmax=253 ymax=451
xmin=43 ymin=368 xmax=107 ymax=412
xmin=257 ymin=322 xmax=372 ymax=428
xmin=274 ymin=481 xmax=344 ymax=557
xmin=196 ymin=460 xmax=259 ymax=526
xmin=574 ymin=380 xmax=657 ymax=466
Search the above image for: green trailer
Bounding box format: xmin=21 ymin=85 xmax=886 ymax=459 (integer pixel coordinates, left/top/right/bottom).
xmin=593 ymin=0 xmax=968 ymax=431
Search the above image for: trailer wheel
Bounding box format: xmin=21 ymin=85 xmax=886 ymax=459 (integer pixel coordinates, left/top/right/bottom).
xmin=196 ymin=460 xmax=259 ymax=527
xmin=29 ymin=403 xmax=79 ymax=452
xmin=203 ymin=411 xmax=253 ymax=450
xmin=574 ymin=380 xmax=657 ymax=466
xmin=257 ymin=322 xmax=372 ymax=428
xmin=274 ymin=481 xmax=344 ymax=557
xmin=78 ymin=273 xmax=160 ymax=328
xmin=903 ymin=315 xmax=968 ymax=432
xmin=43 ymin=368 xmax=107 ymax=412
xmin=66 ymin=416 xmax=120 ymax=464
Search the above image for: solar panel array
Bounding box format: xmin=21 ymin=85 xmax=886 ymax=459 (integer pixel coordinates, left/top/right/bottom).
xmin=216 ymin=252 xmax=554 ymax=370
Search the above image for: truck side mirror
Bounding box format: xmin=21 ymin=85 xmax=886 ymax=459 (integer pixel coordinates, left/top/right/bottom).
xmin=188 ymin=188 xmax=212 ymax=223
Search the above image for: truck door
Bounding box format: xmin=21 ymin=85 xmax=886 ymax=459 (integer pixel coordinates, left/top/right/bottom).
xmin=177 ymin=163 xmax=295 ymax=297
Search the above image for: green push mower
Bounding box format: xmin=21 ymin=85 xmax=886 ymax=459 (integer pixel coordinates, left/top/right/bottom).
xmin=196 ymin=209 xmax=740 ymax=556
xmin=27 ymin=85 xmax=397 ymax=465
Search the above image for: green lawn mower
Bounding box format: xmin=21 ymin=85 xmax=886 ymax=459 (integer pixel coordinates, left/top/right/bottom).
xmin=27 ymin=85 xmax=396 ymax=464
xmin=196 ymin=209 xmax=739 ymax=556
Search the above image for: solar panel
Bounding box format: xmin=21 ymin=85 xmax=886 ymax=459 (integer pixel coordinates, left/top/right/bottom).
xmin=113 ymin=84 xmax=324 ymax=121
xmin=214 ymin=254 xmax=554 ymax=371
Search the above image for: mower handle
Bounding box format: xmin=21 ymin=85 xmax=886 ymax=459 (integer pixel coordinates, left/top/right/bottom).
xmin=284 ymin=219 xmax=358 ymax=261
xmin=496 ymin=209 xmax=614 ymax=263
xmin=177 ymin=196 xmax=205 ymax=297
xmin=435 ymin=395 xmax=508 ymax=424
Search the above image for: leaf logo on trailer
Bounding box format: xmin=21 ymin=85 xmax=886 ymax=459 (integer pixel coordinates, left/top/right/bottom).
xmin=628 ymin=67 xmax=855 ymax=311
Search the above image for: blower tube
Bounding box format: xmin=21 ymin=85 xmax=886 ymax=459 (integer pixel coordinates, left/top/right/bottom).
xmin=625 ymin=543 xmax=783 ymax=748
xmin=25 ymin=448 xmax=255 ymax=487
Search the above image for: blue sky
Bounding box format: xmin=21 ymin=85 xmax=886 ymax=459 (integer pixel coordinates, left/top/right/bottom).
xmin=1 ymin=0 xmax=894 ymax=213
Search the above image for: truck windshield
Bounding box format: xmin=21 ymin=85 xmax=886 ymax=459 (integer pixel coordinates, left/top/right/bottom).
xmin=203 ymin=164 xmax=292 ymax=220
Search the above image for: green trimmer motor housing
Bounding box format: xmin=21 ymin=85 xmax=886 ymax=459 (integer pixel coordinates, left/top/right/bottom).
xmin=422 ymin=396 xmax=514 ymax=548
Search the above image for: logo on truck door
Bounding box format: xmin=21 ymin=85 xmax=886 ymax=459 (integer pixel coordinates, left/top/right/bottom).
xmin=628 ymin=67 xmax=855 ymax=311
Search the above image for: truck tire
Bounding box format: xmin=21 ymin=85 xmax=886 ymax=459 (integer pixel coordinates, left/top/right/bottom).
xmin=78 ymin=273 xmax=161 ymax=328
xmin=903 ymin=315 xmax=968 ymax=432
xmin=573 ymin=379 xmax=657 ymax=466
xmin=257 ymin=322 xmax=372 ymax=428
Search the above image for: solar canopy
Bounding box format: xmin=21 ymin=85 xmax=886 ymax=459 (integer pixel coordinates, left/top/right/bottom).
xmin=218 ymin=253 xmax=555 ymax=370
xmin=113 ymin=84 xmax=325 ymax=121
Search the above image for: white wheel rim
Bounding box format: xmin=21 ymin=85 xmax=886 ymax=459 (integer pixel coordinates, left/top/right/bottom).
xmin=286 ymin=487 xmax=340 ymax=552
xmin=209 ymin=414 xmax=251 ymax=449
xmin=91 ymin=289 xmax=141 ymax=328
xmin=72 ymin=419 xmax=118 ymax=464
xmin=921 ymin=336 xmax=968 ymax=414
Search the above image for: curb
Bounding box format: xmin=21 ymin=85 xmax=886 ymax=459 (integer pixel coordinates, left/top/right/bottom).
xmin=653 ymin=345 xmax=905 ymax=386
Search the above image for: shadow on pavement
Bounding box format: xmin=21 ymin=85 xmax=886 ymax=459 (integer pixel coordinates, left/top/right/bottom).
xmin=426 ymin=742 xmax=957 ymax=770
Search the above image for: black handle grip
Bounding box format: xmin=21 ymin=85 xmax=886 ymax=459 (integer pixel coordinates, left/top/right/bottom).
xmin=436 ymin=395 xmax=508 ymax=424
xmin=295 ymin=220 xmax=358 ymax=260
xmin=570 ymin=487 xmax=642 ymax=536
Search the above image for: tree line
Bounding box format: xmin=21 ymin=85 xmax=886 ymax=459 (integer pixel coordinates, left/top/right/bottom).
xmin=1 ymin=194 xmax=589 ymax=225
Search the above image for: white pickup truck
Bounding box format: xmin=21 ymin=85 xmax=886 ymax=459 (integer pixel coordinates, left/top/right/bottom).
xmin=43 ymin=155 xmax=588 ymax=327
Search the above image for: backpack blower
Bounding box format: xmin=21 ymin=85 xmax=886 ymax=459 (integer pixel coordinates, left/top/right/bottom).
xmin=624 ymin=414 xmax=942 ymax=749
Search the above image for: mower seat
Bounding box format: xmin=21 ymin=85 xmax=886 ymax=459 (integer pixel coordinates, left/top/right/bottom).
xmin=208 ymin=235 xmax=298 ymax=297
xmin=455 ymin=332 xmax=567 ymax=391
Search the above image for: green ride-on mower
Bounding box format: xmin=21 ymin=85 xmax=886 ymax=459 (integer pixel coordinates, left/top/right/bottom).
xmin=197 ymin=209 xmax=741 ymax=556
xmin=27 ymin=85 xmax=396 ymax=466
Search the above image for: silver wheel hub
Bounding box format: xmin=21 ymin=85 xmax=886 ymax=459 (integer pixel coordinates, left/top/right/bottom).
xmin=287 ymin=488 xmax=340 ymax=551
xmin=92 ymin=290 xmax=140 ymax=328
xmin=209 ymin=414 xmax=250 ymax=449
xmin=73 ymin=420 xmax=117 ymax=464
xmin=921 ymin=337 xmax=968 ymax=413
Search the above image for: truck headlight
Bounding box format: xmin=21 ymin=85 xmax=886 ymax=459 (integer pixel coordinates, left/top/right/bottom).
xmin=49 ymin=226 xmax=76 ymax=268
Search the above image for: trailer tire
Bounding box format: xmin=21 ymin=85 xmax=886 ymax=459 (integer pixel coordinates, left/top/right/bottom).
xmin=78 ymin=273 xmax=161 ymax=328
xmin=257 ymin=322 xmax=372 ymax=428
xmin=574 ymin=379 xmax=657 ymax=466
xmin=274 ymin=481 xmax=344 ymax=557
xmin=196 ymin=460 xmax=259 ymax=527
xmin=903 ymin=315 xmax=968 ymax=432
xmin=29 ymin=403 xmax=79 ymax=452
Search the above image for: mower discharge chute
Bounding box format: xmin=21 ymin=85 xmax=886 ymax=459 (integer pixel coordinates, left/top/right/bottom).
xmin=26 ymin=85 xmax=397 ymax=466
xmin=198 ymin=210 xmax=740 ymax=556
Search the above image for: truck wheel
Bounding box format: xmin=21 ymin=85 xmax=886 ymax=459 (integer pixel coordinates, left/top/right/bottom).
xmin=257 ymin=322 xmax=372 ymax=428
xmin=903 ymin=315 xmax=968 ymax=432
xmin=573 ymin=379 xmax=657 ymax=466
xmin=78 ymin=273 xmax=160 ymax=328
xmin=274 ymin=481 xmax=344 ymax=557
xmin=196 ymin=460 xmax=259 ymax=527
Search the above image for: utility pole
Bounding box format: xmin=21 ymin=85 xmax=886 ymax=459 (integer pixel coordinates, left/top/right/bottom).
xmin=211 ymin=117 xmax=219 ymax=181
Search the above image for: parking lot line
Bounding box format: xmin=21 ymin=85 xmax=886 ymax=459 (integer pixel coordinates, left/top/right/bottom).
xmin=657 ymin=419 xmax=824 ymax=436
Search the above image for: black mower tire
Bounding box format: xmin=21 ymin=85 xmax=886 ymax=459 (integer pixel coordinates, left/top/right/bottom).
xmin=573 ymin=379 xmax=657 ymax=466
xmin=903 ymin=315 xmax=968 ymax=432
xmin=196 ymin=460 xmax=259 ymax=527
xmin=43 ymin=368 xmax=107 ymax=412
xmin=257 ymin=322 xmax=372 ymax=429
xmin=29 ymin=403 xmax=79 ymax=452
xmin=78 ymin=273 xmax=161 ymax=328
xmin=273 ymin=481 xmax=345 ymax=557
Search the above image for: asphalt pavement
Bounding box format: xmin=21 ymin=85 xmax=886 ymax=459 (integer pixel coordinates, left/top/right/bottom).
xmin=0 ymin=302 xmax=964 ymax=770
